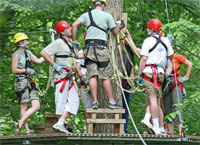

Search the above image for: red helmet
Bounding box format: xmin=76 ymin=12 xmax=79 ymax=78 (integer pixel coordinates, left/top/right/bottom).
xmin=147 ymin=19 xmax=162 ymax=32
xmin=56 ymin=21 xmax=70 ymax=34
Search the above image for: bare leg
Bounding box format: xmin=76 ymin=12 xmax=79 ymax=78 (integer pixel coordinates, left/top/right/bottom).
xmin=60 ymin=112 xmax=71 ymax=120
xmin=102 ymin=79 xmax=115 ymax=103
xmin=148 ymin=94 xmax=159 ymax=119
xmin=20 ymin=103 xmax=30 ymax=132
xmin=158 ymin=98 xmax=164 ymax=128
xmin=19 ymin=100 xmax=40 ymax=128
xmin=178 ymin=124 xmax=183 ymax=135
xmin=89 ymin=76 xmax=98 ymax=102
xmin=167 ymin=123 xmax=174 ymax=134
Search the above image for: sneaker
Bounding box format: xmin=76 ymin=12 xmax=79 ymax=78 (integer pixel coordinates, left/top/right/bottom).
xmin=92 ymin=101 xmax=99 ymax=109
xmin=161 ymin=130 xmax=167 ymax=135
xmin=53 ymin=123 xmax=70 ymax=133
xmin=109 ymin=102 xmax=122 ymax=109
xmin=150 ymin=127 xmax=161 ymax=135
xmin=141 ymin=119 xmax=153 ymax=129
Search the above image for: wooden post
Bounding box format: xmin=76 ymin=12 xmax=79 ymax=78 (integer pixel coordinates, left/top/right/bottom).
xmin=96 ymin=0 xmax=127 ymax=133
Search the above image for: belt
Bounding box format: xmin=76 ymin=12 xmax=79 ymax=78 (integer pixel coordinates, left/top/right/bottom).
xmin=55 ymin=68 xmax=74 ymax=92
xmin=85 ymin=39 xmax=106 ymax=46
xmin=144 ymin=64 xmax=160 ymax=88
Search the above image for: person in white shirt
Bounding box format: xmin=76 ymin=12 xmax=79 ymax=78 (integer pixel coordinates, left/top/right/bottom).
xmin=137 ymin=19 xmax=174 ymax=135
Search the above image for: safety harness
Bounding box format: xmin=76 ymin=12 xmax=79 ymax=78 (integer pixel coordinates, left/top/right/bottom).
xmin=170 ymin=68 xmax=184 ymax=94
xmin=55 ymin=68 xmax=74 ymax=92
xmin=54 ymin=38 xmax=75 ymax=93
xmin=55 ymin=37 xmax=75 ymax=58
xmin=84 ymin=11 xmax=110 ymax=68
xmin=87 ymin=11 xmax=107 ymax=33
xmin=15 ymin=50 xmax=37 ymax=104
xmin=143 ymin=36 xmax=168 ymax=88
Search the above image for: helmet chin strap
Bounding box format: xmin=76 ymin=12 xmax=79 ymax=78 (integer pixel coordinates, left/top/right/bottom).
xmin=18 ymin=40 xmax=29 ymax=49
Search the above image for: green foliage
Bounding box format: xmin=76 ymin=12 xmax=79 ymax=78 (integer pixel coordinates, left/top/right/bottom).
xmin=0 ymin=0 xmax=200 ymax=137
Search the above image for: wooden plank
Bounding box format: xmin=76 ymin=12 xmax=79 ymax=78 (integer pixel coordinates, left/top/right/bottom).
xmin=119 ymin=124 xmax=124 ymax=134
xmin=92 ymin=113 xmax=96 ymax=119
xmin=86 ymin=108 xmax=125 ymax=114
xmin=115 ymin=114 xmax=120 ymax=119
xmin=87 ymin=123 xmax=93 ymax=134
xmin=44 ymin=113 xmax=58 ymax=118
xmin=86 ymin=119 xmax=125 ymax=124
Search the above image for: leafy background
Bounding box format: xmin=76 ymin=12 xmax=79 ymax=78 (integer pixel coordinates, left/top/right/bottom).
xmin=0 ymin=0 xmax=199 ymax=136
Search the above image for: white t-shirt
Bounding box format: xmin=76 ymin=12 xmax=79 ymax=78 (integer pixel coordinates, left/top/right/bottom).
xmin=140 ymin=35 xmax=174 ymax=73
xmin=76 ymin=50 xmax=87 ymax=75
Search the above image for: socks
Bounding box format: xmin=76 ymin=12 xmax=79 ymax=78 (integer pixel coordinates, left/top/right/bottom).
xmin=144 ymin=113 xmax=151 ymax=121
xmin=152 ymin=118 xmax=159 ymax=128
xmin=57 ymin=118 xmax=65 ymax=125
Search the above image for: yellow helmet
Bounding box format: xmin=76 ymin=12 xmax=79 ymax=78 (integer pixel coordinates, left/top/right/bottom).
xmin=14 ymin=33 xmax=29 ymax=44
xmin=92 ymin=0 xmax=106 ymax=5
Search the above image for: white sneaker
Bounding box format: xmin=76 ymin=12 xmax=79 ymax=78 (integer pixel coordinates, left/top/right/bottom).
xmin=141 ymin=119 xmax=153 ymax=129
xmin=53 ymin=123 xmax=70 ymax=133
xmin=161 ymin=130 xmax=167 ymax=135
xmin=151 ymin=127 xmax=161 ymax=135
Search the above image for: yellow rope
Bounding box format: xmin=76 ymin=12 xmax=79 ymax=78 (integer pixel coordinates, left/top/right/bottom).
xmin=107 ymin=32 xmax=144 ymax=93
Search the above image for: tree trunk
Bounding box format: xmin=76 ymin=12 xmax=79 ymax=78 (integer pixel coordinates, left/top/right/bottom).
xmin=95 ymin=0 xmax=126 ymax=133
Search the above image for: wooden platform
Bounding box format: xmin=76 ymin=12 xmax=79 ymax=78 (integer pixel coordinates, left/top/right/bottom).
xmin=86 ymin=108 xmax=125 ymax=134
xmin=1 ymin=133 xmax=200 ymax=145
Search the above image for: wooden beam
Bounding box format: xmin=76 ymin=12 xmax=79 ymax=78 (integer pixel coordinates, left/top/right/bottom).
xmin=86 ymin=119 xmax=125 ymax=124
xmin=86 ymin=108 xmax=125 ymax=114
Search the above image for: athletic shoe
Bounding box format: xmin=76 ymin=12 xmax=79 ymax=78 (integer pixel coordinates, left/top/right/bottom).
xmin=109 ymin=102 xmax=123 ymax=109
xmin=161 ymin=130 xmax=167 ymax=135
xmin=92 ymin=101 xmax=99 ymax=109
xmin=151 ymin=126 xmax=161 ymax=135
xmin=53 ymin=123 xmax=70 ymax=133
xmin=141 ymin=119 xmax=153 ymax=129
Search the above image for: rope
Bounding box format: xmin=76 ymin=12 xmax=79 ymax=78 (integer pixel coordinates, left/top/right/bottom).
xmin=38 ymin=31 xmax=54 ymax=122
xmin=108 ymin=32 xmax=147 ymax=145
xmin=164 ymin=0 xmax=170 ymax=25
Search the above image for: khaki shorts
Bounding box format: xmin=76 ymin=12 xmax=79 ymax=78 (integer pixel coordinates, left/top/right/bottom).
xmin=14 ymin=80 xmax=39 ymax=104
xmin=84 ymin=44 xmax=112 ymax=80
xmin=143 ymin=73 xmax=164 ymax=98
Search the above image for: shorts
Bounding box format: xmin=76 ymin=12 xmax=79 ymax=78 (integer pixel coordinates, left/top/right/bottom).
xmin=14 ymin=80 xmax=39 ymax=104
xmin=143 ymin=73 xmax=164 ymax=98
xmin=55 ymin=80 xmax=79 ymax=115
xmin=163 ymin=85 xmax=184 ymax=124
xmin=84 ymin=44 xmax=112 ymax=80
xmin=80 ymin=85 xmax=92 ymax=109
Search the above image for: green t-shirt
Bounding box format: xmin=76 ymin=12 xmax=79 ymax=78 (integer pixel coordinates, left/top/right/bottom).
xmin=79 ymin=9 xmax=116 ymax=41
xmin=43 ymin=38 xmax=76 ymax=83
